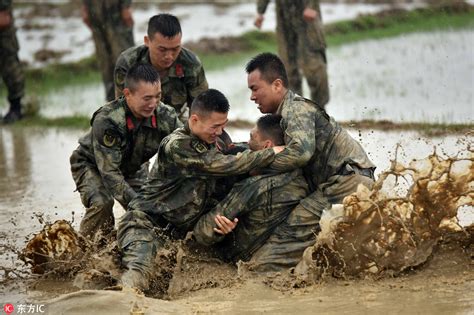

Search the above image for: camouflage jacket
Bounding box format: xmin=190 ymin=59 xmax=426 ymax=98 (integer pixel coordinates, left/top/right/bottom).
xmin=70 ymin=97 xmax=182 ymax=207
xmin=0 ymin=0 xmax=11 ymax=11
xmin=271 ymin=90 xmax=375 ymax=188
xmin=193 ymin=169 xmax=308 ymax=262
xmin=257 ymin=0 xmax=321 ymax=15
xmin=128 ymin=125 xmax=276 ymax=230
xmin=114 ymin=46 xmax=208 ymax=114
xmin=82 ymin=0 xmax=132 ymax=25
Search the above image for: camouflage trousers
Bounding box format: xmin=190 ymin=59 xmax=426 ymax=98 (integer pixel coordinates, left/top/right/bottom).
xmin=70 ymin=159 xmax=148 ymax=238
xmin=276 ymin=5 xmax=329 ymax=107
xmin=0 ymin=26 xmax=25 ymax=103
xmin=89 ymin=22 xmax=134 ymax=101
xmin=248 ymin=172 xmax=375 ymax=272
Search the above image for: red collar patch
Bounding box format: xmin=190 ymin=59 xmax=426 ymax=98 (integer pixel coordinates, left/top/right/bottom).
xmin=175 ymin=64 xmax=184 ymax=78
xmin=151 ymin=114 xmax=157 ymax=128
xmin=126 ymin=116 xmax=135 ymax=130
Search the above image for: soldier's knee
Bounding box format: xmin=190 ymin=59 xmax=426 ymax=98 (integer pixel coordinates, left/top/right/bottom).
xmin=89 ymin=191 xmax=114 ymax=213
xmin=117 ymin=210 xmax=156 ymax=249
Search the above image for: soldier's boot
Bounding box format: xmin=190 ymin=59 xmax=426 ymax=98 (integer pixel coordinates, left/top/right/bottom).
xmin=3 ymin=97 xmax=23 ymax=124
xmin=120 ymin=240 xmax=157 ymax=291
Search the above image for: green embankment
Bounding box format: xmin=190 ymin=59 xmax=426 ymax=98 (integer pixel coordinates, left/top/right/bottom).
xmin=1 ymin=2 xmax=474 ymax=132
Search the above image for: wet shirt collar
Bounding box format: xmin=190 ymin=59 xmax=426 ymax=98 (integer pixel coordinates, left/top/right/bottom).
xmin=123 ymin=98 xmax=157 ymax=129
xmin=276 ymin=90 xmax=294 ymax=115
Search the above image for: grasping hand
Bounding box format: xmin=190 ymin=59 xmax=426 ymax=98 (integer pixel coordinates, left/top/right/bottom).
xmin=214 ymin=214 xmax=238 ymax=235
xmin=303 ymin=7 xmax=319 ymax=22
xmin=254 ymin=14 xmax=264 ymax=29
xmin=0 ymin=10 xmax=12 ymax=30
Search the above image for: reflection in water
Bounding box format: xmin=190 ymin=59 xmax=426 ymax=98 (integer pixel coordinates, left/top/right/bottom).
xmin=0 ymin=127 xmax=31 ymax=204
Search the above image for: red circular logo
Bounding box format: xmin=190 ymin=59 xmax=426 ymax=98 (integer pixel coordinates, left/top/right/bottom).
xmin=4 ymin=304 xmax=14 ymax=314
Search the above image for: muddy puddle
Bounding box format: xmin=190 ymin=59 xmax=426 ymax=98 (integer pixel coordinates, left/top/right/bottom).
xmin=0 ymin=126 xmax=472 ymax=314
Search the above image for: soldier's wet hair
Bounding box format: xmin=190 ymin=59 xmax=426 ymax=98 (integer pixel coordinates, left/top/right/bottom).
xmin=191 ymin=89 xmax=230 ymax=116
xmin=245 ymin=53 xmax=289 ymax=88
xmin=148 ymin=14 xmax=182 ymax=38
xmin=256 ymin=114 xmax=284 ymax=146
xmin=125 ymin=63 xmax=160 ymax=92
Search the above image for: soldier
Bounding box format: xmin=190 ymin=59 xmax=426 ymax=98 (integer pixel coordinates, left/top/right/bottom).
xmin=245 ymin=53 xmax=375 ymax=271
xmin=70 ymin=63 xmax=181 ymax=239
xmin=193 ymin=114 xmax=309 ymax=264
xmin=0 ymin=0 xmax=25 ymax=123
xmin=115 ymin=13 xmax=208 ymax=122
xmin=81 ymin=0 xmax=134 ymax=101
xmin=117 ymin=89 xmax=283 ymax=290
xmin=254 ymin=0 xmax=329 ymax=107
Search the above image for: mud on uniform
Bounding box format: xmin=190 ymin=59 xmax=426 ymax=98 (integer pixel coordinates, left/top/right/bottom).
xmin=70 ymin=97 xmax=181 ymax=238
xmin=114 ymin=46 xmax=208 ymax=121
xmin=257 ymin=0 xmax=329 ymax=107
xmin=0 ymin=0 xmax=24 ymax=105
xmin=82 ymin=0 xmax=134 ymax=101
xmin=117 ymin=125 xmax=276 ymax=279
xmin=193 ymin=169 xmax=309 ymax=264
xmin=249 ymin=90 xmax=375 ymax=272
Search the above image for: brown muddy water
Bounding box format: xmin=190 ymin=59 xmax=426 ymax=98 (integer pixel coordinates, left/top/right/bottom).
xmin=0 ymin=126 xmax=473 ymax=314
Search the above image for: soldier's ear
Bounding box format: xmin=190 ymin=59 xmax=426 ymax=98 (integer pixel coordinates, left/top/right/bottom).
xmin=272 ymin=78 xmax=284 ymax=91
xmin=263 ymin=139 xmax=273 ymax=149
xmin=144 ymin=35 xmax=150 ymax=47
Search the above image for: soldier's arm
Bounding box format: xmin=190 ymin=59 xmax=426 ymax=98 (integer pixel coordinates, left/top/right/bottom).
xmin=166 ymin=138 xmax=275 ymax=176
xmin=193 ymin=176 xmax=266 ymax=246
xmin=186 ymin=64 xmax=209 ymax=107
xmin=91 ymin=118 xmax=136 ymax=207
xmin=269 ymin=103 xmax=316 ymax=172
xmin=114 ymin=53 xmax=129 ymax=99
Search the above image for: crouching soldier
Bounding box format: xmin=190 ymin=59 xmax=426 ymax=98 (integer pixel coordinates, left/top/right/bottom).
xmin=70 ymin=63 xmax=181 ymax=239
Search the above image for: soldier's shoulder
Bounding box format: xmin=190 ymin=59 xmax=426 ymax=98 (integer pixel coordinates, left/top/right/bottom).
xmin=91 ymin=99 xmax=127 ymax=130
xmin=156 ymin=102 xmax=179 ymax=117
xmin=177 ymin=47 xmax=203 ymax=68
xmin=117 ymin=45 xmax=149 ymax=65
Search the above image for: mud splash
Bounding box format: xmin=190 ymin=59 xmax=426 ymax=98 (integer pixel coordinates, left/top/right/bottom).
xmin=290 ymin=144 xmax=473 ymax=285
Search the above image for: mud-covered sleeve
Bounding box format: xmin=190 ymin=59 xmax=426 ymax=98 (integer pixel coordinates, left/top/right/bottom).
xmin=193 ymin=177 xmax=265 ymax=246
xmin=305 ymin=0 xmax=321 ymax=11
xmin=256 ymin=0 xmax=271 ymax=14
xmin=91 ymin=117 xmax=136 ymax=207
xmin=166 ymin=138 xmax=275 ymax=176
xmin=269 ymin=103 xmax=316 ymax=172
xmin=114 ymin=53 xmax=129 ymax=98
xmin=120 ymin=0 xmax=132 ymax=8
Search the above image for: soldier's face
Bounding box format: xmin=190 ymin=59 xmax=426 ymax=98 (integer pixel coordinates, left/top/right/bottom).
xmin=247 ymin=70 xmax=281 ymax=114
xmin=190 ymin=111 xmax=228 ymax=144
xmin=145 ymin=32 xmax=182 ymax=71
xmin=248 ymin=127 xmax=271 ymax=151
xmin=124 ymin=81 xmax=161 ymax=119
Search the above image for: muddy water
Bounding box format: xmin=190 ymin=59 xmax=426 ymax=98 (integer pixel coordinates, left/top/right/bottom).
xmin=0 ymin=126 xmax=472 ymax=314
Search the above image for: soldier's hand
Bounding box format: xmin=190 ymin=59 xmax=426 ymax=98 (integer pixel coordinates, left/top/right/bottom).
xmin=272 ymin=145 xmax=285 ymax=154
xmin=121 ymin=7 xmax=134 ymax=27
xmin=303 ymin=8 xmax=319 ymax=22
xmin=254 ymin=14 xmax=264 ymax=29
xmin=0 ymin=10 xmax=12 ymax=30
xmin=81 ymin=5 xmax=91 ymax=28
xmin=213 ymin=215 xmax=238 ymax=235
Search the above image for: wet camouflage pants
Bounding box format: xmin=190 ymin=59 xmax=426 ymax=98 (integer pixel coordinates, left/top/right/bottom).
xmin=89 ymin=22 xmax=133 ymax=101
xmin=248 ymin=173 xmax=374 ymax=272
xmin=276 ymin=5 xmax=329 ymax=107
xmin=0 ymin=26 xmax=24 ymax=103
xmin=70 ymin=161 xmax=148 ymax=238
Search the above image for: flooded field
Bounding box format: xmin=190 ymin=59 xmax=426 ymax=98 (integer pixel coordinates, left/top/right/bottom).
xmin=0 ymin=125 xmax=472 ymax=313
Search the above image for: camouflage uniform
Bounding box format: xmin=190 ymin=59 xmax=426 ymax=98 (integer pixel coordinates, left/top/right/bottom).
xmin=114 ymin=46 xmax=208 ymax=121
xmin=70 ymin=97 xmax=181 ymax=238
xmin=82 ymin=0 xmax=134 ymax=101
xmin=193 ymin=169 xmax=308 ymax=263
xmin=257 ymin=0 xmax=329 ymax=107
xmin=0 ymin=0 xmax=25 ymax=120
xmin=249 ymin=90 xmax=375 ymax=272
xmin=117 ymin=125 xmax=276 ymax=279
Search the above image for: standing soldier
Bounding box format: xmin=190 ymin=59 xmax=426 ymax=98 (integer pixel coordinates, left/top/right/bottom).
xmin=70 ymin=64 xmax=181 ymax=239
xmin=114 ymin=13 xmax=208 ymax=122
xmin=254 ymin=0 xmax=329 ymax=108
xmin=82 ymin=0 xmax=134 ymax=101
xmin=0 ymin=0 xmax=25 ymax=123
